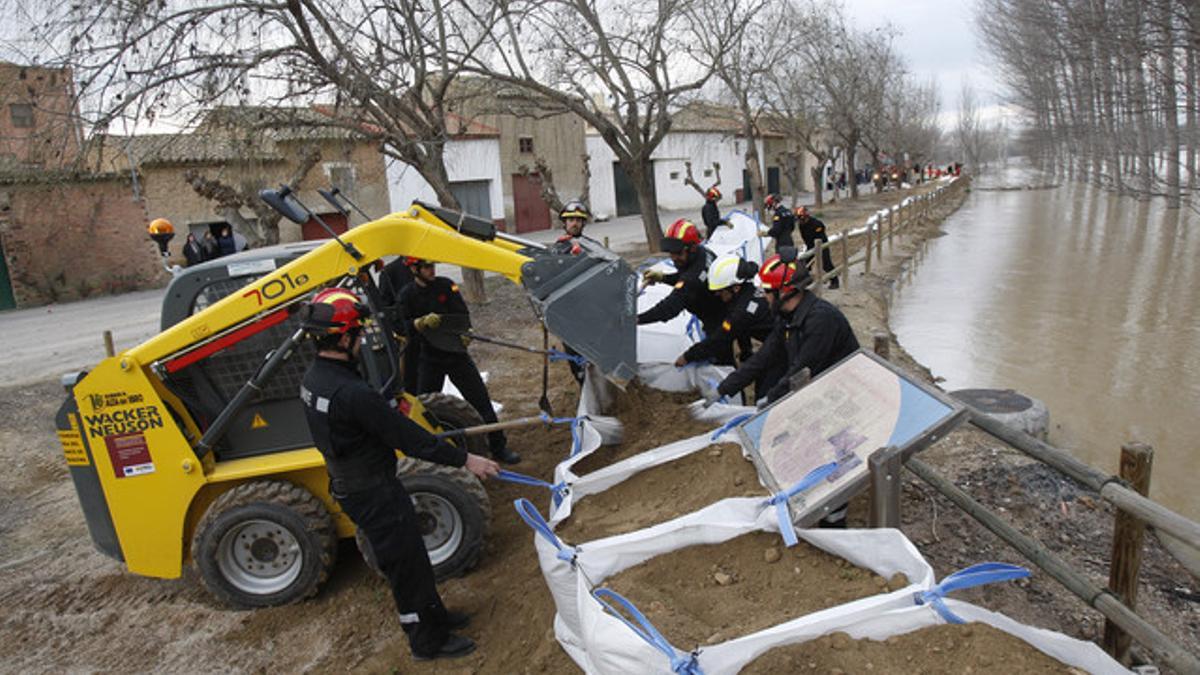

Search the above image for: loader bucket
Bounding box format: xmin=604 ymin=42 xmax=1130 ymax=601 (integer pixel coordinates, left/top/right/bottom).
xmin=520 ymin=239 xmax=638 ymax=386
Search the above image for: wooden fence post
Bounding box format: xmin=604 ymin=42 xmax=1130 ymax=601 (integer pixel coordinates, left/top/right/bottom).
xmin=603 ymin=236 xmax=610 ymax=249
xmin=887 ymin=208 xmax=894 ymax=250
xmin=875 ymin=216 xmax=883 ymax=260
xmin=1102 ymin=442 xmax=1154 ymax=664
xmin=872 ymin=331 xmax=889 ymax=360
xmin=840 ymin=234 xmax=849 ymax=290
xmin=812 ymin=241 xmax=824 ymax=296
xmin=864 ymin=226 xmax=872 ymax=275
xmin=869 ymin=446 xmax=903 ymax=528
xmin=103 ymin=331 xmax=115 ymax=357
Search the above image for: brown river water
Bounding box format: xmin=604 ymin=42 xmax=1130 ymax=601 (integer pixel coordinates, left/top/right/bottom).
xmin=891 ymin=169 xmax=1199 ymax=520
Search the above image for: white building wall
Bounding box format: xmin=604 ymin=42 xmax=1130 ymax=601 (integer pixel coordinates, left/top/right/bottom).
xmin=386 ymin=137 xmax=504 ymax=220
xmin=586 ymin=134 xmax=617 ymax=220
xmin=586 ymin=131 xmax=767 ymax=217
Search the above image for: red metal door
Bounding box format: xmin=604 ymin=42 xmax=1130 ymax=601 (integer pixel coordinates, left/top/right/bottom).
xmin=511 ymin=174 xmax=552 ymax=233
xmin=301 ymin=212 xmax=348 ymax=240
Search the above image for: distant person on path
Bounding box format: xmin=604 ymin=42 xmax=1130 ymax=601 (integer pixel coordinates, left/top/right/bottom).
xmin=182 ymin=233 xmax=204 ymax=267
xmin=764 ymin=193 xmax=795 ymax=251
xmin=299 ymin=288 xmax=498 ymax=662
xmin=700 ymin=186 xmax=724 ymax=239
xmin=217 ymin=226 xmax=236 ymax=257
xmin=201 ymin=231 xmax=219 ymax=261
xmin=795 ymin=206 xmax=837 ymax=289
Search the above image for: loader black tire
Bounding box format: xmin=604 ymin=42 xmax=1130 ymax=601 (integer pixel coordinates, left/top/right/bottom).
xmin=355 ymin=393 xmax=491 ymax=581
xmin=193 ymin=480 xmax=336 ymax=609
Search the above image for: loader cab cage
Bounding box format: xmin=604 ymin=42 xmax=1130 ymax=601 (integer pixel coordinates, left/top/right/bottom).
xmin=156 ymin=244 xmax=398 ymax=461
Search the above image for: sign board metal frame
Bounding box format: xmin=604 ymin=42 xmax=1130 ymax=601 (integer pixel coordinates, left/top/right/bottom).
xmin=735 ymin=349 xmax=968 ymax=527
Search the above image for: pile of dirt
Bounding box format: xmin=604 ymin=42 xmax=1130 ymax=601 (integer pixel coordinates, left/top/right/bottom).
xmin=603 ymin=530 xmax=909 ymax=647
xmin=569 ymin=381 xmax=714 ymax=476
xmin=556 ymin=442 xmax=761 ymax=543
xmin=741 ymin=623 xmax=1078 ymax=674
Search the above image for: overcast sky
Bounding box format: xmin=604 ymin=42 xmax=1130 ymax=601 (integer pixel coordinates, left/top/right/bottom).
xmin=843 ymin=0 xmax=1005 ymax=124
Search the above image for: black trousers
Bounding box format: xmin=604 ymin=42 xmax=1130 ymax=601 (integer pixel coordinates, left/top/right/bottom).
xmin=418 ymin=354 xmax=506 ymax=452
xmin=801 ymin=231 xmax=835 ymax=275
xmin=402 ymin=338 xmax=422 ymax=393
xmin=334 ymin=479 xmax=451 ymax=655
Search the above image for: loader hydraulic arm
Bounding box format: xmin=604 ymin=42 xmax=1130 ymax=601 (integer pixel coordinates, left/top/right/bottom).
xmin=128 ymin=203 xmax=638 ymax=384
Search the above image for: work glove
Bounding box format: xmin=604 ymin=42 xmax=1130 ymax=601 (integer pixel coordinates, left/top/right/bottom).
xmin=460 ymin=333 xmax=473 ymax=348
xmin=413 ymin=313 xmax=442 ymax=332
xmin=642 ymin=269 xmax=664 ymax=284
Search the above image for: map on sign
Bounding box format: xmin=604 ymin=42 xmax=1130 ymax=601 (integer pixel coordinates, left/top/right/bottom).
xmin=737 ymin=350 xmax=966 ymax=523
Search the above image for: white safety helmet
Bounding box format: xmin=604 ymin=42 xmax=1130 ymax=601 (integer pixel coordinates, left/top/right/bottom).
xmin=708 ymin=253 xmax=745 ymax=291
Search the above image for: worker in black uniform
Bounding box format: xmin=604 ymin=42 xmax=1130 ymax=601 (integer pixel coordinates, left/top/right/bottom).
xmin=795 ymin=206 xmax=838 ymax=289
xmin=700 ymin=186 xmax=724 ymax=239
xmin=764 ymin=193 xmax=795 ymax=251
xmin=378 ymin=257 xmax=420 ymax=391
xmin=401 ymin=260 xmax=521 ymax=465
xmin=674 ymin=253 xmax=778 ymax=402
xmin=550 ymin=200 xmax=595 ymax=384
xmin=299 ymin=288 xmax=500 ymax=661
xmin=638 ymin=218 xmax=729 ymax=364
xmin=709 ymin=248 xmax=859 ymax=526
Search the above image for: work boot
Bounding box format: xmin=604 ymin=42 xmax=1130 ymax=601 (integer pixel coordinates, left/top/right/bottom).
xmin=828 ymin=277 xmax=840 ymax=290
xmin=491 ymin=446 xmax=522 ymax=465
xmin=412 ymin=633 xmax=476 ymax=661
xmin=444 ymin=610 xmax=471 ymax=631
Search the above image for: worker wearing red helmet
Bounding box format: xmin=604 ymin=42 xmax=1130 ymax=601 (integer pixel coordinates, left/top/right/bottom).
xmin=299 ymin=288 xmax=499 ymax=661
xmin=700 ymin=186 xmax=723 ymax=239
xmin=639 ymin=218 xmax=730 ymax=363
xmin=711 ymin=246 xmax=859 ymax=405
xmin=764 ymin=193 xmax=796 ymax=251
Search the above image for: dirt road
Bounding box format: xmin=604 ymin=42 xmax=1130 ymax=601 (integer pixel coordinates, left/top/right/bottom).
xmin=2 ymin=183 xmax=1194 ymax=673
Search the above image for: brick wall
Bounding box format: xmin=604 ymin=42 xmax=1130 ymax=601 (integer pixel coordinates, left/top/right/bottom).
xmin=0 ymin=175 xmax=162 ymax=307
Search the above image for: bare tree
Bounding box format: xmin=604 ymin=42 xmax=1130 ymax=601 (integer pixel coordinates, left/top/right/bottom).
xmin=682 ymin=160 xmax=721 ymax=197
xmin=517 ymin=153 xmax=592 ymax=216
xmin=956 ymin=82 xmax=990 ymax=170
xmin=466 ymin=0 xmax=741 ymax=251
xmin=28 ymin=0 xmax=512 ymax=299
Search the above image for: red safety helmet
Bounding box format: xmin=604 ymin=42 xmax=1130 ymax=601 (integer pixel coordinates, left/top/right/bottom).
xmin=705 ymin=186 xmax=721 ymax=201
xmin=661 ymin=218 xmax=702 ymax=253
xmin=302 ymin=288 xmax=370 ymax=334
xmin=404 ymin=256 xmax=433 ymax=269
xmin=764 ymin=193 xmax=781 ymax=210
xmin=758 ymin=248 xmax=811 ymax=295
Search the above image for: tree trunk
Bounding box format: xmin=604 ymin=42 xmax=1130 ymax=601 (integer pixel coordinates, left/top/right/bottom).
xmin=744 ymin=133 xmax=767 ymax=220
xmin=425 ymin=163 xmax=487 ymax=302
xmin=1187 ymin=1 xmax=1198 ymax=191
xmin=1161 ymin=0 xmax=1181 ymax=208
xmin=846 ymin=142 xmax=859 ymax=199
xmin=627 ymin=160 xmax=664 ymax=252
xmin=810 ymin=165 xmax=825 ymax=207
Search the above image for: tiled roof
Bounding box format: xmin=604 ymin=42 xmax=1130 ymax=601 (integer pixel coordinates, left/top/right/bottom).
xmin=109 ymin=133 xmax=284 ymax=166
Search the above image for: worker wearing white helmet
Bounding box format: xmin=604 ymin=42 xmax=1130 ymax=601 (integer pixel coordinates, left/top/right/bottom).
xmin=673 ymin=253 xmax=777 ymax=399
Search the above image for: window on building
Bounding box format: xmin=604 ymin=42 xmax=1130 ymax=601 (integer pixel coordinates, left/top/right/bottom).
xmin=518 ymin=136 xmax=534 ymax=153
xmin=669 ymin=171 xmax=680 ymax=180
xmin=10 ymin=104 xmax=34 ymax=128
xmin=703 ymin=169 xmax=713 ymax=177
xmin=325 ymin=163 xmax=356 ymax=193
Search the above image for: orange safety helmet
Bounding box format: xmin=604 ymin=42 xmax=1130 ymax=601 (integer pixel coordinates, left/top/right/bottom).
xmin=302 ymin=288 xmax=370 ymax=334
xmin=705 ymin=186 xmax=721 ymax=201
xmin=793 ymin=205 xmax=809 ymax=219
xmin=661 ymin=218 xmax=702 ymax=253
xmin=758 ymin=248 xmax=811 ymax=295
xmin=147 ymin=218 xmax=174 ymax=235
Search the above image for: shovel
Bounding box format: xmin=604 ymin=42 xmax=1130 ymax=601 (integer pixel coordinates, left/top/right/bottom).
xmin=453 ymin=328 xmax=559 ymax=415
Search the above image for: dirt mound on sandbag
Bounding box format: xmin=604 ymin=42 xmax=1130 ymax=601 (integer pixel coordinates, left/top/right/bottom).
xmin=741 ymin=623 xmax=1076 ymax=674
xmin=603 ymin=531 xmax=909 ymax=647
xmin=571 ymin=381 xmax=714 ymax=476
xmin=556 ymin=443 xmax=762 ymax=543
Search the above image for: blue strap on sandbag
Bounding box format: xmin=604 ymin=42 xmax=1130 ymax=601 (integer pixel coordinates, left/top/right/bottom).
xmin=686 ymin=315 xmax=705 ymax=342
xmin=763 ymin=461 xmax=839 ymax=547
xmin=592 ymin=588 xmax=703 ymax=675
xmin=499 ymin=470 xmax=570 ymax=508
xmin=513 ymin=498 xmax=577 ymax=565
xmin=548 ymin=349 xmax=588 ymax=366
xmin=915 ymin=562 xmax=1031 ymax=624
xmin=710 ymin=412 xmax=752 ymax=440
xmin=537 ymin=411 xmax=587 ymax=459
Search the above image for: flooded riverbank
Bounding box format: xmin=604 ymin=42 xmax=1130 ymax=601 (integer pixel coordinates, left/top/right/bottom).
xmin=891 ymin=169 xmax=1200 ymax=520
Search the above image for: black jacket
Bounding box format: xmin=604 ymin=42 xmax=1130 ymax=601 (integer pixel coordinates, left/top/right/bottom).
xmin=400 ymin=276 xmax=471 ymax=360
xmin=766 ymin=205 xmax=795 ymax=249
xmin=301 ymin=357 xmax=465 ymax=491
xmin=797 ymin=215 xmax=829 ymax=248
xmin=701 ymin=200 xmax=722 ymax=239
xmin=378 ymin=258 xmax=416 ymax=327
xmin=681 ymin=284 xmax=774 ymax=365
xmin=550 ymin=233 xmax=600 ymax=256
xmin=717 ymin=292 xmax=859 ymax=402
xmin=637 ymin=246 xmax=725 ymax=329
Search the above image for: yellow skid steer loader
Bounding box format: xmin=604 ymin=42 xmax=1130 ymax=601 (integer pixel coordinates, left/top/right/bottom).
xmin=54 ymin=198 xmax=636 ymax=607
